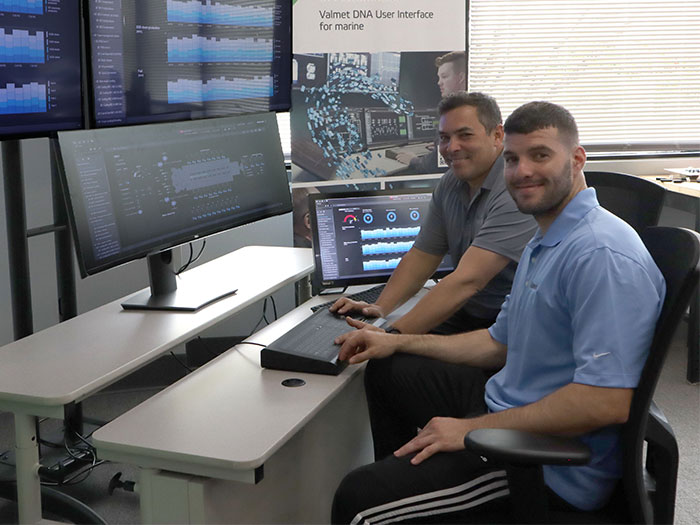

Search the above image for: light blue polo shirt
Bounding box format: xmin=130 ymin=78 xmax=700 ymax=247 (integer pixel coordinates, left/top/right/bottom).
xmin=486 ymin=188 xmax=665 ymax=510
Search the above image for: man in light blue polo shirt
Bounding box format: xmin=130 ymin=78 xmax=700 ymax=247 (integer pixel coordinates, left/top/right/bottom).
xmin=331 ymin=101 xmax=665 ymax=524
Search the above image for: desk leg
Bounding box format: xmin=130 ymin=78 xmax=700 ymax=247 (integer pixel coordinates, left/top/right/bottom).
xmin=14 ymin=413 xmax=42 ymax=524
xmin=295 ymin=275 xmax=312 ymax=306
xmin=140 ymin=468 xmax=206 ymax=524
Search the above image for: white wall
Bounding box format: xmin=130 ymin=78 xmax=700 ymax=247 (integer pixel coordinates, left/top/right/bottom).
xmin=0 ymin=138 xmax=296 ymax=347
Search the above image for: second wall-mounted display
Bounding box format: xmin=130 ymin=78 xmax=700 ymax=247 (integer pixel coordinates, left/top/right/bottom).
xmin=85 ymin=0 xmax=291 ymax=128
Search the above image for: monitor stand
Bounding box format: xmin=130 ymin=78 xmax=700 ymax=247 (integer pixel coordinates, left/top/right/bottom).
xmin=121 ymin=250 xmax=237 ymax=312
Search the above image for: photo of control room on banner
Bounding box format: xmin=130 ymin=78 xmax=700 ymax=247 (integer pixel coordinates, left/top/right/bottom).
xmin=290 ymin=50 xmax=466 ymax=183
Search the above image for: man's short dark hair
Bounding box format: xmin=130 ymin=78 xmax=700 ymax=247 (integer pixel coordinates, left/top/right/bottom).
xmin=435 ymin=51 xmax=466 ymax=74
xmin=504 ymin=101 xmax=579 ymax=146
xmin=437 ymin=91 xmax=502 ymax=134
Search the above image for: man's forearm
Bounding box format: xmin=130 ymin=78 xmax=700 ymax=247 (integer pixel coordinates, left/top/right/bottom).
xmin=394 ymin=328 xmax=507 ymax=369
xmin=394 ymin=382 xmax=633 ymax=465
xmin=392 ymin=275 xmax=478 ymax=334
xmin=374 ymin=248 xmax=442 ymax=316
xmin=466 ymin=383 xmax=633 ymax=437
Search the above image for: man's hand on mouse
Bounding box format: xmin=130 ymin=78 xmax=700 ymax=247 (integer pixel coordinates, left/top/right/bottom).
xmin=330 ymin=297 xmax=384 ymax=319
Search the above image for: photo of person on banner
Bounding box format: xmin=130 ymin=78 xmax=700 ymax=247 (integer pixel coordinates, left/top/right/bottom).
xmin=393 ymin=51 xmax=466 ymax=173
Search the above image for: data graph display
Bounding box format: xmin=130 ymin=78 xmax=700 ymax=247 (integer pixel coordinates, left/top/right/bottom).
xmin=88 ymin=0 xmax=291 ymax=127
xmin=362 ymin=240 xmax=415 ymax=256
xmin=0 ymin=81 xmax=47 ymax=113
xmin=0 ymin=0 xmax=43 ymax=15
xmin=166 ymin=0 xmax=273 ymax=27
xmin=311 ymin=190 xmax=454 ymax=287
xmin=0 ymin=28 xmax=45 ymax=63
xmin=58 ymin=112 xmax=291 ymax=279
xmin=167 ymin=75 xmax=273 ymax=103
xmin=363 ymin=258 xmax=402 ymax=272
xmin=167 ymin=35 xmax=273 ymax=63
xmin=361 ymin=226 xmax=421 ymax=241
xmin=0 ymin=0 xmax=82 ymax=138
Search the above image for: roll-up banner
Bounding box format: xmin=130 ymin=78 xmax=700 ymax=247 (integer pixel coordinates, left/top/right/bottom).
xmin=290 ymin=0 xmax=466 ymax=247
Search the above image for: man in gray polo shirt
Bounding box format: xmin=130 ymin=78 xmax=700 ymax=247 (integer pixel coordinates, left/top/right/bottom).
xmin=332 ymin=92 xmax=536 ymax=335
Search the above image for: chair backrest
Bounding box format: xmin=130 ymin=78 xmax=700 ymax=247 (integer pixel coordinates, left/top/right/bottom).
xmin=623 ymin=227 xmax=700 ymax=524
xmin=585 ymin=171 xmax=666 ymax=232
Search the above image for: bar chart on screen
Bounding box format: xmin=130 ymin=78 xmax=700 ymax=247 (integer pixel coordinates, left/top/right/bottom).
xmin=0 ymin=0 xmax=43 ymax=15
xmin=0 ymin=82 xmax=47 ymax=114
xmin=166 ymin=0 xmax=273 ymax=26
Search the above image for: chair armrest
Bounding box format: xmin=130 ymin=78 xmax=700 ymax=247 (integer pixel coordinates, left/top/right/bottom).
xmin=464 ymin=429 xmax=591 ymax=466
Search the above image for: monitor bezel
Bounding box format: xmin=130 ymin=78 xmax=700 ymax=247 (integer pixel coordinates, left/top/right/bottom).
xmin=56 ymin=113 xmax=293 ymax=279
xmin=82 ymin=0 xmax=292 ymax=130
xmin=308 ymin=187 xmax=453 ymax=292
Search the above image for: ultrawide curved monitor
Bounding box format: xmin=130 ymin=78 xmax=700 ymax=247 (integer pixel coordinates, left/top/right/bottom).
xmin=57 ymin=112 xmax=292 ymax=309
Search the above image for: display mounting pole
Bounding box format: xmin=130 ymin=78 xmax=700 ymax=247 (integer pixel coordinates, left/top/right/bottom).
xmin=2 ymin=139 xmax=33 ymax=340
xmin=49 ymin=137 xmax=77 ymax=322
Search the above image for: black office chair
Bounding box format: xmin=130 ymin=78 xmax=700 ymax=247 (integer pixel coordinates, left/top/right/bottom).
xmin=464 ymin=226 xmax=700 ymax=524
xmin=585 ymin=171 xmax=666 ymax=232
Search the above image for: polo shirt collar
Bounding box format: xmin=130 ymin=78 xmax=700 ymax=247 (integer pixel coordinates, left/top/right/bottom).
xmin=536 ymin=187 xmax=599 ymax=247
xmin=481 ymin=155 xmax=504 ymax=192
xmin=456 ymin=155 xmax=504 ymax=204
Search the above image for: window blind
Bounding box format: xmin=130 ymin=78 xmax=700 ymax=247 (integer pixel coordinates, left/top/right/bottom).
xmin=276 ymin=111 xmax=291 ymax=160
xmin=468 ymin=0 xmax=700 ymax=151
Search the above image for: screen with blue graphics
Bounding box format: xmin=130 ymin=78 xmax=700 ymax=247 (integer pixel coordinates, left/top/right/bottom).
xmin=87 ymin=0 xmax=291 ymax=127
xmin=0 ymin=0 xmax=82 ymax=138
xmin=309 ymin=189 xmax=454 ymax=288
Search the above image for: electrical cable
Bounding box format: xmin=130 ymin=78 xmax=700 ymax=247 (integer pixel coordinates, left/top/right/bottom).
xmin=241 ymin=342 xmax=266 ymax=348
xmin=170 ymin=351 xmax=194 ymax=373
xmin=248 ymin=297 xmax=271 ymax=336
xmin=270 ymin=295 xmax=278 ymax=320
xmin=175 ymin=240 xmax=206 ymax=275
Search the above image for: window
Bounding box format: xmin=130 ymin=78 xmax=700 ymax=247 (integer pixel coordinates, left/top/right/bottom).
xmin=277 ymin=111 xmax=291 ymax=161
xmin=468 ymin=0 xmax=700 ymax=153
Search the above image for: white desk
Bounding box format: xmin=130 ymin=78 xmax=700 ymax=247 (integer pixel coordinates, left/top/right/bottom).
xmin=0 ymin=246 xmax=313 ymax=524
xmin=92 ymin=293 xmax=376 ymax=523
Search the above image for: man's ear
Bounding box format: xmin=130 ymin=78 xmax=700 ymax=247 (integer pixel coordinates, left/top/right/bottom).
xmin=572 ymin=145 xmax=587 ymax=172
xmin=303 ymin=212 xmax=311 ymax=230
xmin=493 ymin=124 xmax=504 ymax=146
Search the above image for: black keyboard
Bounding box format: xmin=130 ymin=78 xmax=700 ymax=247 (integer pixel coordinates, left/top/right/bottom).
xmin=310 ymin=284 xmax=386 ymax=313
xmin=261 ymin=308 xmax=355 ymax=375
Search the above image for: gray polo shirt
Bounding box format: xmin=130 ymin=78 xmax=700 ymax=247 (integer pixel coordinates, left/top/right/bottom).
xmin=414 ymin=156 xmax=537 ymax=319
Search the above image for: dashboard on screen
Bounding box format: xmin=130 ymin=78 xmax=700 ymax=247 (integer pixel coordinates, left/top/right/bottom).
xmin=57 ymin=112 xmax=292 ymax=310
xmin=58 ymin=112 xmax=291 ymax=277
xmin=0 ymin=0 xmax=83 ymax=138
xmin=86 ymin=0 xmax=291 ymax=127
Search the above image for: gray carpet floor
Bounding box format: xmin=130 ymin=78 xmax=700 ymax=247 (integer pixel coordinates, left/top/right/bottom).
xmin=0 ymin=324 xmax=698 ymax=524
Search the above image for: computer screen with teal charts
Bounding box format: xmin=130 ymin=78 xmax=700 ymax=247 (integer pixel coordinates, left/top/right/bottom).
xmin=309 ymin=189 xmax=454 ymax=290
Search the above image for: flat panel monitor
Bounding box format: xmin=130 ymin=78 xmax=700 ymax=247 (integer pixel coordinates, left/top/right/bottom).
xmin=364 ymin=108 xmax=409 ymax=147
xmin=292 ymin=53 xmax=327 ymax=89
xmin=86 ymin=0 xmax=291 ymax=128
xmin=309 ymin=189 xmax=454 ymax=290
xmin=408 ymin=109 xmax=438 ymax=142
xmin=0 ymin=0 xmax=83 ymax=139
xmin=57 ymin=112 xmax=292 ymax=311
